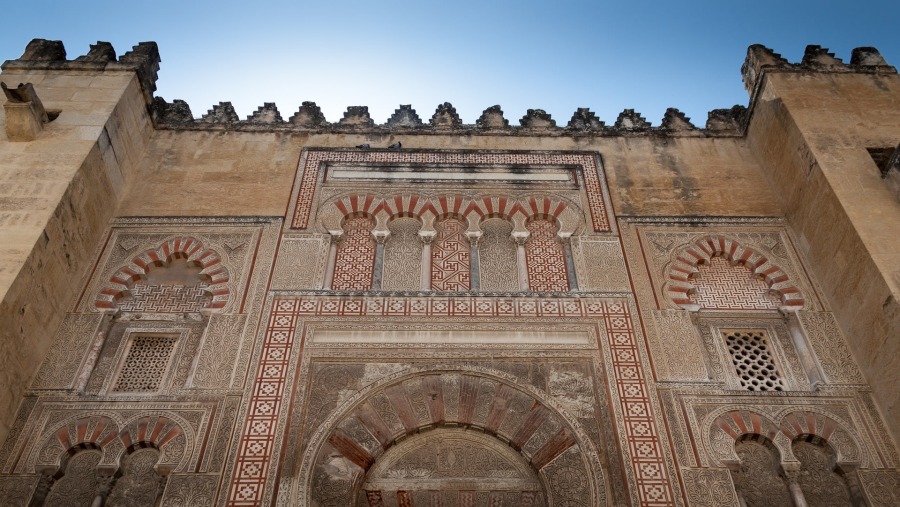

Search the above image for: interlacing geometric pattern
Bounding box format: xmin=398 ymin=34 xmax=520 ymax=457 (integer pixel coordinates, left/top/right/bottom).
xmin=226 ymin=296 xmax=675 ymax=506
xmin=117 ymin=284 xmax=211 ymax=313
xmin=666 ymin=235 xmax=803 ymax=309
xmin=291 ymin=150 xmax=611 ymax=231
xmin=723 ymin=330 xmax=784 ymax=392
xmin=690 ymin=257 xmax=781 ymax=310
xmin=332 ymin=216 xmax=376 ymax=290
xmin=525 ymin=219 xmax=569 ymax=291
xmin=431 ymin=218 xmax=470 ymax=291
xmin=96 ymin=236 xmax=230 ymax=311
xmin=113 ymin=335 xmax=178 ymax=392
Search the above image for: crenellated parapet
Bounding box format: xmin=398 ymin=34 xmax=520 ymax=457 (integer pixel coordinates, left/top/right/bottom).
xmin=8 ymin=39 xmax=890 ymax=138
xmin=146 ymin=100 xmax=759 ymax=137
xmin=742 ymin=44 xmax=896 ymax=98
xmin=2 ymin=38 xmax=161 ymax=102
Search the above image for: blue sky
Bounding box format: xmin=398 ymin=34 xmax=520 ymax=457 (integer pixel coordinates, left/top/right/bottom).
xmin=2 ymin=1 xmax=898 ymax=126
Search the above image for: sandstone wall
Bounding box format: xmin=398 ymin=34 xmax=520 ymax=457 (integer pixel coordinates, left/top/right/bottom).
xmin=747 ymin=71 xmax=900 ymax=435
xmin=118 ymin=131 xmax=782 ymax=218
xmin=0 ymin=68 xmax=152 ymax=443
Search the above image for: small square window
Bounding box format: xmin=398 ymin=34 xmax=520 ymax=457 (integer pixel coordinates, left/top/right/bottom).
xmin=722 ymin=329 xmax=784 ymax=392
xmin=113 ymin=334 xmax=178 ymax=392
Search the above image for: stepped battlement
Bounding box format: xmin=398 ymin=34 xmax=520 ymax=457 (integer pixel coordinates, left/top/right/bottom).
xmin=3 ymin=39 xmax=895 ymax=137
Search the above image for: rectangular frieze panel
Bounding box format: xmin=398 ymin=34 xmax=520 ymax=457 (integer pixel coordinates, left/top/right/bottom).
xmin=271 ymin=235 xmax=328 ymax=290
xmin=796 ymin=311 xmax=866 ymax=385
xmin=681 ymin=468 xmax=739 ymax=507
xmin=0 ymin=475 xmax=38 ymax=504
xmin=161 ymin=474 xmax=219 ymax=506
xmin=650 ymin=310 xmax=709 ymax=382
xmin=31 ymin=313 xmax=103 ymax=390
xmin=574 ymin=239 xmax=631 ymax=292
xmin=858 ymin=470 xmax=900 ymax=507
xmin=191 ymin=314 xmax=248 ymax=389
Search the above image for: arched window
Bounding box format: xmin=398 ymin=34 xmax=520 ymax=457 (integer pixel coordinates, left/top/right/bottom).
xmin=731 ymin=438 xmax=792 ymax=507
xmin=332 ymin=215 xmax=376 ymax=291
xmin=44 ymin=449 xmax=104 ymax=506
xmin=431 ymin=216 xmax=470 ymax=291
xmin=381 ymin=217 xmax=422 ymax=291
xmin=478 ymin=218 xmax=518 ymax=291
xmin=791 ymin=438 xmax=852 ymax=506
xmin=525 ymin=218 xmax=569 ymax=292
xmin=106 ymin=447 xmax=163 ymax=506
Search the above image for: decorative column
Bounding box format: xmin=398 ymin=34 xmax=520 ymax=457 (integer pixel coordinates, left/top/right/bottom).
xmin=559 ymin=233 xmax=579 ymax=291
xmin=371 ymin=231 xmax=390 ymax=291
xmin=466 ymin=231 xmax=482 ymax=291
xmin=513 ymin=232 xmax=530 ymax=291
xmin=783 ymin=310 xmax=826 ymax=389
xmin=75 ymin=312 xmax=117 ymax=391
xmin=322 ymin=231 xmax=343 ymax=290
xmin=783 ymin=466 xmax=809 ymax=507
xmin=91 ymin=473 xmax=116 ymax=507
xmin=419 ymin=231 xmax=436 ymax=291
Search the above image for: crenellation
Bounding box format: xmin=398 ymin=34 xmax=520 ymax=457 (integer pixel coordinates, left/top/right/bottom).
xmin=18 ymin=39 xmax=66 ymax=62
xmin=659 ymin=108 xmax=697 ymax=132
xmin=705 ymin=105 xmax=747 ymax=132
xmin=150 ymin=97 xmax=193 ymax=125
xmin=429 ymin=102 xmax=462 ymax=129
xmin=74 ymin=42 xmax=116 ymax=63
xmin=566 ymin=107 xmax=604 ymax=130
xmin=288 ymin=101 xmax=327 ymax=127
xmin=801 ymin=45 xmax=846 ymax=70
xmin=338 ymin=105 xmax=375 ymax=127
xmin=613 ymin=108 xmax=650 ymax=131
xmin=476 ymin=104 xmax=510 ymax=130
xmin=385 ymin=104 xmax=423 ymax=128
xmin=850 ymin=47 xmax=894 ymax=69
xmin=519 ymin=108 xmax=556 ymax=130
xmin=245 ymin=102 xmax=284 ymax=124
xmin=199 ymin=101 xmax=239 ymax=124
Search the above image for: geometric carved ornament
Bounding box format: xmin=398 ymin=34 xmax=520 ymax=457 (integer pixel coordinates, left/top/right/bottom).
xmin=667 ymin=235 xmax=803 ymax=310
xmin=95 ymin=236 xmax=230 ymax=311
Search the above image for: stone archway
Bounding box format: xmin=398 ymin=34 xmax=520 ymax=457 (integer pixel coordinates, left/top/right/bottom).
xmin=360 ymin=428 xmax=545 ymax=506
xmin=299 ymin=368 xmax=607 ymax=507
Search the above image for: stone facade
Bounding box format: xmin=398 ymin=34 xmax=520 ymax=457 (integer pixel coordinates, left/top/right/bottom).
xmin=0 ymin=39 xmax=898 ymax=505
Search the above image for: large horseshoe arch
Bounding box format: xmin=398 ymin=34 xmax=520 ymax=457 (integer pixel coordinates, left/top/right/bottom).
xmin=292 ymin=367 xmax=609 ymax=506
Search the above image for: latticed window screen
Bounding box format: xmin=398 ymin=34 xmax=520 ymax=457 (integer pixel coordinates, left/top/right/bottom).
xmin=113 ymin=335 xmax=178 ymax=392
xmin=722 ymin=329 xmax=784 ymax=391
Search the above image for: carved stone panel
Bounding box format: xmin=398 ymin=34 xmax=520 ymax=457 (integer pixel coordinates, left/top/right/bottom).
xmin=681 ymin=468 xmax=739 ymax=507
xmin=272 ymin=235 xmax=328 ymax=290
xmin=479 ymin=219 xmax=518 ymax=292
xmin=573 ymin=239 xmax=631 ymax=292
xmin=0 ymin=475 xmax=38 ymax=505
xmin=106 ymin=448 xmax=163 ymax=506
xmin=649 ymin=310 xmax=709 ymax=382
xmin=859 ymin=470 xmax=900 ymax=507
xmin=382 ymin=218 xmax=423 ymax=291
xmin=32 ymin=313 xmax=103 ymax=390
xmin=191 ymin=314 xmax=248 ymax=389
xmin=796 ymin=311 xmax=866 ymax=385
xmin=160 ymin=474 xmax=219 ymax=506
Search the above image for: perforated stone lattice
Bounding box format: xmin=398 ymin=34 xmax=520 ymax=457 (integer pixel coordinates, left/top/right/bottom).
xmin=723 ymin=330 xmax=784 ymax=392
xmin=113 ymin=335 xmax=178 ymax=392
